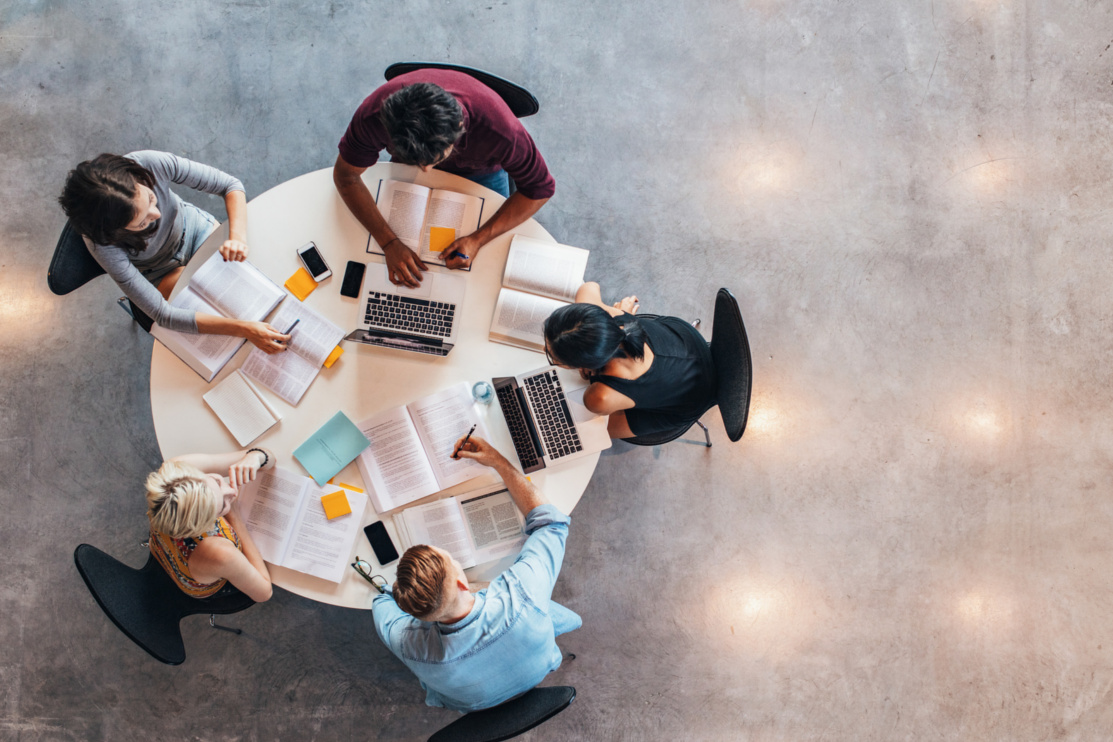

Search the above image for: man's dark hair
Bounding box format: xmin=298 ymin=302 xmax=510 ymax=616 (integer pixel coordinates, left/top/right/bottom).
xmin=380 ymin=83 xmax=465 ymax=167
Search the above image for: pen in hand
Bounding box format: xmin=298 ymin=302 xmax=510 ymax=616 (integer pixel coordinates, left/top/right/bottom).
xmin=452 ymin=424 xmax=477 ymax=459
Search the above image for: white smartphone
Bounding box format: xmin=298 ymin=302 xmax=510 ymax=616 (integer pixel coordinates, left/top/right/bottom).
xmin=297 ymin=241 xmax=332 ymax=281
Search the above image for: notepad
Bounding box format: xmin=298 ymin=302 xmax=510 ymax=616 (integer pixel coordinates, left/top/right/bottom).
xmin=294 ymin=411 xmax=370 ymax=485
xmin=320 ymin=490 xmax=353 ymax=520
xmin=429 ymin=226 xmax=456 ymax=253
xmin=285 ymin=267 xmax=318 ymax=301
xmin=202 ymin=370 xmax=282 ymax=446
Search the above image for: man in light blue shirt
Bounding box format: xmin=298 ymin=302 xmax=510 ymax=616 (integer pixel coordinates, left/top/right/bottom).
xmin=372 ymin=435 xmax=582 ymax=712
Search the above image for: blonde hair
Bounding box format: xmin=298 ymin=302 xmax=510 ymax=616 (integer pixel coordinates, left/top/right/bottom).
xmin=394 ymin=545 xmax=451 ymax=620
xmin=145 ymin=460 xmax=221 ymax=539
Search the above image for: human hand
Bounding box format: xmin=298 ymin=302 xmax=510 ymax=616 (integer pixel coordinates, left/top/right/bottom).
xmin=383 ymin=239 xmax=427 ymax=287
xmin=228 ymin=449 xmax=267 ymax=488
xmin=613 ymin=295 xmax=639 ymax=314
xmin=242 ymin=321 xmax=291 ymax=354
xmin=219 ymin=239 xmax=250 ymax=262
xmin=451 ymin=435 xmax=506 ymax=469
xmin=442 ymin=235 xmax=480 ymax=271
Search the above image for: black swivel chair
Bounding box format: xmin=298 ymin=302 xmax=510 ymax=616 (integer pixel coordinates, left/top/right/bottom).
xmin=73 ymin=544 xmax=254 ymax=666
xmin=428 ymin=686 xmax=577 ymax=742
xmin=623 ymin=288 xmax=753 ymax=447
xmin=47 ymin=221 xmax=154 ymax=332
xmin=384 ymin=62 xmax=540 ymax=118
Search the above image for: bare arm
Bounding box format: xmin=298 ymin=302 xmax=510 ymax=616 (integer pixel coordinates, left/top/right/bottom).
xmin=170 ymin=448 xmax=274 ymax=486
xmin=453 ymin=435 xmax=548 ymax=515
xmin=190 ymin=518 xmax=273 ymax=602
xmin=443 ymin=192 xmax=549 ymax=270
xmin=333 ymin=154 xmax=427 ymax=287
xmin=194 ymin=314 xmax=291 ymax=354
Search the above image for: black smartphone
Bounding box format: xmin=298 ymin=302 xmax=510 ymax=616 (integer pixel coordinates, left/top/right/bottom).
xmin=297 ymin=241 xmax=332 ymax=281
xmin=364 ymin=521 xmax=399 ymax=565
xmin=340 ymin=260 xmax=366 ymax=298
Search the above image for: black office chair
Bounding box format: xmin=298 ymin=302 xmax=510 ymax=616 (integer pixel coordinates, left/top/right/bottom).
xmin=384 ymin=62 xmax=540 ymax=118
xmin=73 ymin=544 xmax=254 ymax=666
xmin=623 ymin=288 xmax=753 ymax=447
xmin=47 ymin=220 xmax=154 ymax=332
xmin=428 ymin=686 xmax=577 ymax=742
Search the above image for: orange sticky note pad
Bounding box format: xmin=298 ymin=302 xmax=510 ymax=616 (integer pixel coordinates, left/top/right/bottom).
xmin=285 ymin=267 xmax=318 ymax=301
xmin=320 ymin=490 xmax=352 ymax=520
xmin=323 ymin=345 xmax=344 ymax=368
xmin=429 ymin=227 xmax=456 ymax=253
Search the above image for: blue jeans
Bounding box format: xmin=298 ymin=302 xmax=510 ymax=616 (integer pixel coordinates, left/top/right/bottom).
xmin=461 ymin=169 xmax=510 ymax=198
xmin=141 ymin=202 xmax=219 ymax=285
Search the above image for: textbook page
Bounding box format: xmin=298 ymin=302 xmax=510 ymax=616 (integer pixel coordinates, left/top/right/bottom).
xmin=417 ymin=189 xmax=485 ymax=264
xmin=409 ymin=383 xmax=491 ymax=490
xmin=355 ymin=406 xmax=441 ymax=514
xmin=202 ymin=369 xmax=282 ymax=446
xmin=240 ymin=299 xmax=345 ymax=405
xmin=488 ymin=288 xmax=567 ymax=353
xmin=502 ymin=235 xmax=589 ymax=302
xmin=460 ymin=488 xmax=527 ymax=564
xmin=373 ymin=179 xmax=431 ymax=251
xmin=236 ymin=467 xmax=308 ymax=565
xmin=281 ymin=485 xmax=368 ymax=583
xmin=150 ymin=289 xmax=245 ymax=381
xmin=395 ymin=498 xmax=477 ymax=569
xmin=190 ymin=253 xmax=285 ymax=320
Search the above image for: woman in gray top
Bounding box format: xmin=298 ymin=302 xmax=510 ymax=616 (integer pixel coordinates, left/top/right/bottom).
xmin=58 ymin=150 xmax=289 ymax=353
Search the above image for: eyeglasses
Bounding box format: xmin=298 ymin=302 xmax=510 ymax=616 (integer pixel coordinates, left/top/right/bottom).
xmin=544 ymin=344 xmax=558 ymax=367
xmin=351 ymin=557 xmax=387 ymax=594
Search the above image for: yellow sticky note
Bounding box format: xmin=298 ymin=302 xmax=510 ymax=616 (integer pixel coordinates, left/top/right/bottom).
xmin=320 ymin=490 xmax=352 ymax=520
xmin=336 ymin=481 xmax=364 ymax=493
xmin=429 ymin=226 xmax=456 ymax=253
xmin=285 ymin=267 xmax=318 ymax=301
xmin=323 ymin=345 xmax=344 ymax=369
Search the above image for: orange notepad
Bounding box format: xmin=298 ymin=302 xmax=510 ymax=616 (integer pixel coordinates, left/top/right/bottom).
xmin=323 ymin=346 xmax=344 ymax=368
xmin=285 ymin=267 xmax=318 ymax=301
xmin=429 ymin=226 xmax=456 ymax=253
xmin=320 ymin=490 xmax=352 ymax=520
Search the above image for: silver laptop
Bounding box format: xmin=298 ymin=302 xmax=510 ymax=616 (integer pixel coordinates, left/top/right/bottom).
xmin=345 ymin=263 xmax=466 ymax=356
xmin=492 ymin=366 xmax=611 ymax=473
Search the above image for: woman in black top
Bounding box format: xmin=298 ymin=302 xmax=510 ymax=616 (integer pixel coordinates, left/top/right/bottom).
xmin=542 ymin=282 xmax=716 ymax=439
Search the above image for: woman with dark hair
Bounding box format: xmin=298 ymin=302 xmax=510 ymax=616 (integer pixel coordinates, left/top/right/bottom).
xmin=58 ymin=150 xmax=289 ymax=353
xmin=542 ymin=282 xmax=716 ymax=439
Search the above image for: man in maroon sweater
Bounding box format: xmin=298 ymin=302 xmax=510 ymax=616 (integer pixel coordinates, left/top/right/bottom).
xmin=333 ymin=69 xmax=555 ymax=287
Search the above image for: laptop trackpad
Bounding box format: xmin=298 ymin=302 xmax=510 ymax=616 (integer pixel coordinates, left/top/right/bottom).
xmin=565 ymin=386 xmax=595 ymax=423
xmin=390 ymin=276 xmax=435 ymax=299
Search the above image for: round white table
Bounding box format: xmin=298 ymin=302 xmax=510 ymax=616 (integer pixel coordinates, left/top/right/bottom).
xmin=150 ymin=163 xmax=599 ymax=609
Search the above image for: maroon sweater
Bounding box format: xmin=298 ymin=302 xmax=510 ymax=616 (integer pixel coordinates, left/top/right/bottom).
xmin=338 ymin=69 xmax=555 ymax=201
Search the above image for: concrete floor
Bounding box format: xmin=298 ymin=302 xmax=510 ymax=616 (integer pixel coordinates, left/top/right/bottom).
xmin=4 ymin=0 xmax=1113 ymax=739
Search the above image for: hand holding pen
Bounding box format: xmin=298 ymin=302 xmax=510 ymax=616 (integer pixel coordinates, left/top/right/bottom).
xmin=452 ymin=424 xmax=477 ymax=459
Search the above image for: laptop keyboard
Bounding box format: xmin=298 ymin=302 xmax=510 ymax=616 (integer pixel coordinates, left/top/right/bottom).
xmin=364 ymin=292 xmax=456 ymax=338
xmin=496 ymin=383 xmax=541 ymax=471
xmin=524 ymin=371 xmax=582 ymax=460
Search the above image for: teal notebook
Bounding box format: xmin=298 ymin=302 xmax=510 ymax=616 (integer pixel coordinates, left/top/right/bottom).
xmin=293 ymin=411 xmax=371 ymax=485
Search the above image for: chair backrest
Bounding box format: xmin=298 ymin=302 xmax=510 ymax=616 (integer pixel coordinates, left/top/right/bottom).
xmin=709 ymin=288 xmax=753 ymax=442
xmin=73 ymin=545 xmax=253 ymax=665
xmin=428 ymin=686 xmax=576 ymax=742
xmin=47 ymin=221 xmax=105 ymax=296
xmin=384 ymin=62 xmax=540 ymax=118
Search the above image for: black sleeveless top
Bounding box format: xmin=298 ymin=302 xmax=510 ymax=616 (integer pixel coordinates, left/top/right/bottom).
xmin=591 ymin=313 xmax=716 ymax=435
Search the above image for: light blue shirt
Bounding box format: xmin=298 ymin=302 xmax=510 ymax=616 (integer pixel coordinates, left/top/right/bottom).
xmin=373 ymin=504 xmax=581 ymax=712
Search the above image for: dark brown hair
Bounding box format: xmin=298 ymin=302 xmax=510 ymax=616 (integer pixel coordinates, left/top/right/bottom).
xmin=393 ymin=545 xmax=450 ymax=619
xmin=58 ymin=153 xmax=158 ymax=256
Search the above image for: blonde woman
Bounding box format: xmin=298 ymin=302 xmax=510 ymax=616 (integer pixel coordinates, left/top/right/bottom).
xmin=146 ymin=449 xmax=274 ymax=603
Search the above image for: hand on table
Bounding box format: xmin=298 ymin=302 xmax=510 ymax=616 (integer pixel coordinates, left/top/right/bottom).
xmin=452 ymin=435 xmax=506 ymax=468
xmin=442 ymin=235 xmax=480 ymax=271
xmin=613 ymin=295 xmax=639 ymax=314
xmin=384 ymin=239 xmax=427 ymax=287
xmin=219 ymin=239 xmax=250 ymax=262
xmin=242 ymin=321 xmax=291 ymax=354
xmin=228 ymin=450 xmax=267 ymax=488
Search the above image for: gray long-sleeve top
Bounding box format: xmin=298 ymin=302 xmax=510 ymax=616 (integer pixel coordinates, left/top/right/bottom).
xmin=87 ymin=150 xmax=245 ymax=333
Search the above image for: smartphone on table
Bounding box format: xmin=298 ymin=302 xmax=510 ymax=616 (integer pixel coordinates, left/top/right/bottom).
xmin=364 ymin=521 xmax=399 ymax=566
xmin=297 ymin=241 xmax=332 ymax=281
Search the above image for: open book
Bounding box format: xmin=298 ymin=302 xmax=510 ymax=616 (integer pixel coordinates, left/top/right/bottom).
xmin=489 ymin=235 xmax=590 ymax=352
xmin=202 ymin=369 xmax=282 ymax=445
xmin=151 ymin=253 xmax=285 ymax=381
xmin=355 ymin=382 xmax=491 ymax=514
xmin=368 ymin=179 xmax=485 ymax=267
xmin=240 ymin=297 xmax=346 ymax=405
xmin=393 ymin=485 xmax=526 ymax=570
xmin=236 ymin=466 xmax=368 ymax=583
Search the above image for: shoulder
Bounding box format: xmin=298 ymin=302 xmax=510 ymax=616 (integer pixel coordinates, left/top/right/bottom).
xmin=584 ymin=380 xmax=634 ymax=413
xmin=189 ymin=531 xmax=240 ymax=566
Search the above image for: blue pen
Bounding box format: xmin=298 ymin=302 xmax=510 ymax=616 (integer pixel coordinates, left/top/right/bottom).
xmin=446 ymin=251 xmax=469 ymax=261
xmin=283 ymin=318 xmax=300 ymax=334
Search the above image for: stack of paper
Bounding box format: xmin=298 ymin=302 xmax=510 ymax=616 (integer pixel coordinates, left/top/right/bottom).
xmin=202 ymin=370 xmax=282 ymax=445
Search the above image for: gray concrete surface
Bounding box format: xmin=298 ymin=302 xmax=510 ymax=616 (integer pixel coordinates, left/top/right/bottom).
xmin=4 ymin=0 xmax=1113 ymax=739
